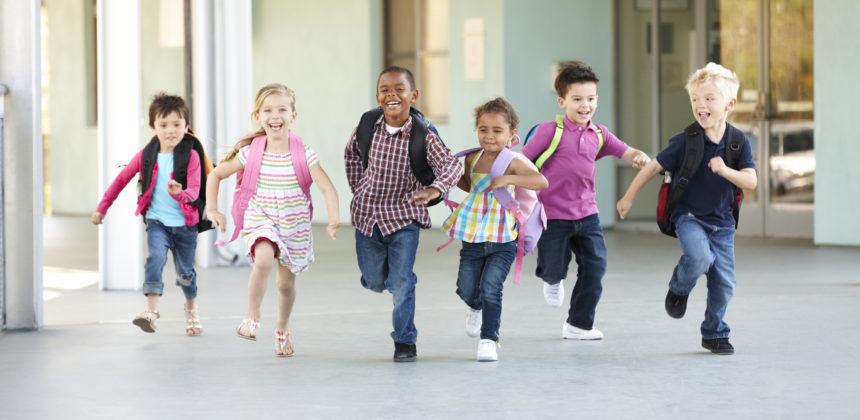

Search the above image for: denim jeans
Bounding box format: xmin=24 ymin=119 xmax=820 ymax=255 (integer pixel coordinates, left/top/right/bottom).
xmin=456 ymin=240 xmax=516 ymax=341
xmin=535 ymin=214 xmax=607 ymax=330
xmin=144 ymin=219 xmax=198 ymax=300
xmin=671 ymin=213 xmax=736 ymax=339
xmin=355 ymin=223 xmax=420 ymax=344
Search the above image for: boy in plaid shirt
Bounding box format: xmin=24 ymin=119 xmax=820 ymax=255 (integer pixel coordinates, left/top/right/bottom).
xmin=345 ymin=66 xmax=462 ymax=362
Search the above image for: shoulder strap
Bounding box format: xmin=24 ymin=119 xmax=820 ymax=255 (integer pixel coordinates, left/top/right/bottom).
xmin=408 ymin=110 xmax=434 ymax=186
xmin=534 ymin=115 xmax=565 ymax=170
xmin=139 ymin=136 xmax=161 ymax=195
xmin=594 ymin=124 xmax=604 ymax=152
xmin=172 ymin=136 xmax=193 ymax=188
xmin=356 ymin=108 xmax=383 ymax=170
xmin=668 ymin=122 xmax=706 ymax=208
xmin=487 ymin=148 xmax=518 ymax=209
xmin=724 ymin=123 xmax=744 ymax=169
xmin=289 ymin=132 xmax=313 ymax=200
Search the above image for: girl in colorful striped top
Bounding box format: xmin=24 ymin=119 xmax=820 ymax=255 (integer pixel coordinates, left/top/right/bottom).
xmin=206 ymin=83 xmax=340 ymax=357
xmin=441 ymin=97 xmax=547 ymax=361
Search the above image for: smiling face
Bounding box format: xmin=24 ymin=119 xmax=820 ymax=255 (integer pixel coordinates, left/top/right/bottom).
xmin=477 ymin=111 xmax=517 ymax=154
xmin=151 ymin=111 xmax=189 ymax=153
xmin=688 ymin=82 xmax=736 ymax=133
xmin=376 ymin=71 xmax=418 ymax=127
xmin=557 ymin=81 xmax=598 ymax=127
xmin=255 ymin=93 xmax=296 ymax=140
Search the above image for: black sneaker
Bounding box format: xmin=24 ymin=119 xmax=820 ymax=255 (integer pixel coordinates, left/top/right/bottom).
xmin=702 ymin=337 xmax=735 ymax=355
xmin=664 ymin=290 xmax=688 ymax=319
xmin=393 ymin=342 xmax=417 ymax=363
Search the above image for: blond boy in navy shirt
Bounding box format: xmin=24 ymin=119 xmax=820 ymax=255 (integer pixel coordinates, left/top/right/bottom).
xmin=617 ymin=63 xmax=757 ymax=354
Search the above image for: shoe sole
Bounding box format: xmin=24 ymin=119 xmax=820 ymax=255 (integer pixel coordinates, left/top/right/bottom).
xmin=562 ymin=335 xmax=603 ymax=340
xmin=393 ymin=357 xmax=417 ymax=363
xmin=477 ymin=357 xmax=497 ymax=362
xmin=702 ymin=346 xmax=734 ymax=355
xmin=132 ymin=318 xmax=155 ymax=333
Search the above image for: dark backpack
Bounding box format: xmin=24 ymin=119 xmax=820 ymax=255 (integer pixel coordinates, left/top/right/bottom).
xmin=355 ymin=106 xmax=445 ymax=206
xmin=656 ymin=122 xmax=745 ymax=237
xmin=139 ymin=130 xmax=214 ymax=233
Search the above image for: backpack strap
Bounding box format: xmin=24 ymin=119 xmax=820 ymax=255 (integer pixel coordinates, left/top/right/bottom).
xmin=487 ymin=149 xmax=530 ymax=285
xmin=228 ymin=135 xmax=266 ymax=243
xmin=289 ymin=131 xmax=314 ymax=219
xmin=534 ymin=115 xmax=565 ymax=170
xmin=666 ymin=122 xmax=706 ymax=218
xmin=356 ymin=108 xmax=383 ymax=171
xmin=138 ymin=136 xmax=161 ymax=197
xmin=724 ymin=123 xmax=746 ymax=228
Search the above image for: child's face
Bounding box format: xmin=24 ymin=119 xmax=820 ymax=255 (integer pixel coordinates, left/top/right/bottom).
xmin=557 ymin=82 xmax=598 ymax=127
xmin=256 ymin=93 xmax=296 ymax=140
xmin=376 ymin=71 xmax=418 ymax=127
xmin=151 ymin=111 xmax=189 ymax=153
xmin=689 ymin=83 xmax=736 ymax=133
xmin=477 ymin=112 xmax=516 ymax=154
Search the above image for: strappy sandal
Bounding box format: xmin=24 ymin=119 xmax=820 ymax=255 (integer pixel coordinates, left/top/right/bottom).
xmin=132 ymin=309 xmax=159 ymax=333
xmin=275 ymin=330 xmax=294 ymax=357
xmin=184 ymin=305 xmax=203 ymax=336
xmin=236 ymin=318 xmax=260 ymax=341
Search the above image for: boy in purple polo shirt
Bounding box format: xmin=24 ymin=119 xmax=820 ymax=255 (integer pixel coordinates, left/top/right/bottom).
xmin=522 ymin=61 xmax=649 ymax=340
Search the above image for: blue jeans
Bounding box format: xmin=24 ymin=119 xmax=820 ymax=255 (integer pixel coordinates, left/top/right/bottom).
xmin=671 ymin=213 xmax=736 ymax=339
xmin=144 ymin=220 xmax=198 ymax=300
xmin=456 ymin=240 xmax=516 ymax=341
xmin=535 ymin=214 xmax=607 ymax=330
xmin=355 ymin=223 xmax=420 ymax=344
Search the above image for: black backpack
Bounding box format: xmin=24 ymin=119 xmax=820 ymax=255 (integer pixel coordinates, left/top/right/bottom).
xmin=139 ymin=131 xmax=214 ymax=233
xmin=656 ymin=122 xmax=745 ymax=237
xmin=355 ymin=106 xmax=445 ymax=206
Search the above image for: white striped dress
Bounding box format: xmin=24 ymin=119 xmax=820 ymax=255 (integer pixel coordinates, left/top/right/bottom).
xmin=237 ymin=144 xmax=318 ymax=273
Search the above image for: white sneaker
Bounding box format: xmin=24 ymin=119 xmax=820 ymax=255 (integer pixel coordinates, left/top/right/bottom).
xmin=466 ymin=308 xmax=482 ymax=338
xmin=543 ymin=281 xmax=564 ymax=307
xmin=562 ymin=322 xmax=603 ymax=340
xmin=477 ymin=339 xmax=499 ymax=362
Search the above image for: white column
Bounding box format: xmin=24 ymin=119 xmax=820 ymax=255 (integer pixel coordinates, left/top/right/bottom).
xmin=0 ymin=0 xmax=43 ymax=329
xmin=202 ymin=0 xmax=253 ymax=265
xmin=97 ymin=0 xmax=143 ymax=290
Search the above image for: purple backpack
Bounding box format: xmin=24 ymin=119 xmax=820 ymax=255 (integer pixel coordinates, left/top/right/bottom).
xmin=440 ymin=146 xmax=546 ymax=284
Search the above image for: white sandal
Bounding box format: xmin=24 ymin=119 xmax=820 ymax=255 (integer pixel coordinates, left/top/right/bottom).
xmin=236 ymin=318 xmax=260 ymax=341
xmin=275 ymin=330 xmax=294 ymax=357
xmin=184 ymin=305 xmax=203 ymax=336
xmin=132 ymin=309 xmax=159 ymax=333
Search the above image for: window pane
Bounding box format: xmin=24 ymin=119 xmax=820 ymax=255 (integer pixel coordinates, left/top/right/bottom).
xmin=422 ymin=0 xmax=449 ymax=51
xmin=386 ymin=0 xmax=416 ymax=56
xmin=420 ymin=55 xmax=449 ymax=121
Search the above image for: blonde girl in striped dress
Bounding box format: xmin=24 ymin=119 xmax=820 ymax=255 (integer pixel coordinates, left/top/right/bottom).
xmin=206 ymin=83 xmax=340 ymax=357
xmin=441 ymin=97 xmax=547 ymax=362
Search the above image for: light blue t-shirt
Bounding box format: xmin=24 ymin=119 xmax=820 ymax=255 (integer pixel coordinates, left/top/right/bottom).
xmin=146 ymin=153 xmax=186 ymax=227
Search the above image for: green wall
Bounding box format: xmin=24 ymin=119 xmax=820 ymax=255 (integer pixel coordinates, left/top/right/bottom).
xmin=814 ymin=0 xmax=860 ymax=246
xmin=252 ymin=0 xmax=375 ymax=224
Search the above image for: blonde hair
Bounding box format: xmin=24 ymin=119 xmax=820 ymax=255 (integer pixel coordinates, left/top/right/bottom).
xmin=222 ymin=83 xmax=297 ymax=163
xmin=685 ymin=62 xmax=739 ymax=102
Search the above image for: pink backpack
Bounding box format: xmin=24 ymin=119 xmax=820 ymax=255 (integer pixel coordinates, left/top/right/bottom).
xmin=215 ymin=132 xmax=313 ymax=247
xmin=440 ymin=146 xmax=546 ymax=284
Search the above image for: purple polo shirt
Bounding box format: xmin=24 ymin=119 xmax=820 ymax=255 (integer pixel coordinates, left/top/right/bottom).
xmin=522 ymin=116 xmax=628 ymax=220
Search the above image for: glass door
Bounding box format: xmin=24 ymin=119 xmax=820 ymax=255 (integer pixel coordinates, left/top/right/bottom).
xmin=718 ymin=0 xmax=814 ymax=238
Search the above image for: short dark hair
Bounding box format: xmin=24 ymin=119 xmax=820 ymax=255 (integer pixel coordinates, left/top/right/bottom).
xmin=554 ymin=61 xmax=600 ymax=98
xmin=148 ymin=93 xmax=190 ymax=127
xmin=474 ymin=97 xmax=519 ymax=132
xmin=378 ymin=66 xmax=416 ymax=90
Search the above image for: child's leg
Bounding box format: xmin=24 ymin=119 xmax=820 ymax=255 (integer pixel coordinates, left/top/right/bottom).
xmin=354 ymin=226 xmax=389 ymax=293
xmin=567 ymin=214 xmax=607 ymax=330
xmin=238 ymin=240 xmax=277 ymax=337
xmin=171 ymin=226 xmax=201 ymax=335
xmin=274 ymin=265 xmax=296 ymax=356
xmin=456 ymin=242 xmax=485 ymax=310
xmin=382 ymin=223 xmax=420 ymax=345
xmin=477 ymin=241 xmax=516 ymax=341
xmin=142 ymin=221 xmax=170 ymax=303
xmin=535 ymin=220 xmax=575 ymax=285
xmin=670 ymin=215 xmax=715 ymax=295
xmin=701 ymin=226 xmax=736 ymax=340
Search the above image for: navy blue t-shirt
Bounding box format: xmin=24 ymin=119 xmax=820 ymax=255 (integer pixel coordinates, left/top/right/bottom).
xmin=656 ymin=123 xmax=756 ymax=227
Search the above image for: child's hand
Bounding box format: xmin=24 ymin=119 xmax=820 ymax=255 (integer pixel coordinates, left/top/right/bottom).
xmin=616 ymin=197 xmax=632 ymax=219
xmin=631 ymin=151 xmax=651 ymax=169
xmin=326 ymin=219 xmax=341 ymax=240
xmin=91 ymin=211 xmax=105 ymax=225
xmin=167 ymin=179 xmax=183 ymax=194
xmin=206 ymin=209 xmax=227 ymax=232
xmin=486 ymin=175 xmax=510 ymax=191
xmin=708 ymin=156 xmax=727 ymax=176
xmin=407 ymin=188 xmax=441 ymax=206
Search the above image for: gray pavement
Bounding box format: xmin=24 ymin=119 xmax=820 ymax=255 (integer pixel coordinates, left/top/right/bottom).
xmin=2 ymin=216 xmax=860 ymax=419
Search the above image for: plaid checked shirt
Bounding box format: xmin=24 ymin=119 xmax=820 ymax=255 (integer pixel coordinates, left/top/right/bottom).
xmin=345 ymin=114 xmax=463 ymax=237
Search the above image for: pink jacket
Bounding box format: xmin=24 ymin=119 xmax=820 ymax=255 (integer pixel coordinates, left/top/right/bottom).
xmin=96 ymin=149 xmax=201 ymax=225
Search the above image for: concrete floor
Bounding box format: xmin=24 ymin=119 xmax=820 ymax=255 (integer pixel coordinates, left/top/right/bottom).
xmin=2 ymin=216 xmax=859 ymax=419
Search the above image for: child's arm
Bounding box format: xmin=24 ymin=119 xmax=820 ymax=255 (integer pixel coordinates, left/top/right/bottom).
xmin=409 ymin=133 xmax=464 ymax=206
xmin=455 ymin=152 xmax=476 ymax=192
xmin=620 ymin=146 xmax=652 ymax=169
xmin=204 ymin=156 xmax=243 ymax=233
xmin=616 ymin=158 xmax=664 ymax=219
xmin=309 ymin=163 xmax=341 ymax=240
xmin=167 ymin=151 xmax=201 ymax=202
xmin=92 ymin=150 xmax=144 ymax=225
xmin=708 ymin=157 xmax=758 ymax=190
xmin=487 ymin=157 xmax=548 ymax=191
